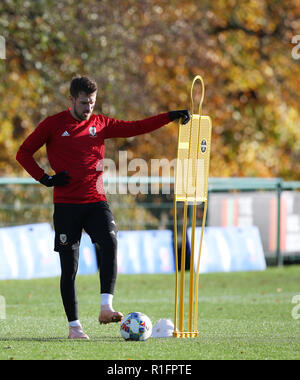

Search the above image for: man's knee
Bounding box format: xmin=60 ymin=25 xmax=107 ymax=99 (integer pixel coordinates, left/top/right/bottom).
xmin=59 ymin=247 xmax=80 ymax=279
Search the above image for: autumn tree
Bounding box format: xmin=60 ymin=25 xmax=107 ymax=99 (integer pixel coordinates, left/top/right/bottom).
xmin=1 ymin=0 xmax=300 ymax=180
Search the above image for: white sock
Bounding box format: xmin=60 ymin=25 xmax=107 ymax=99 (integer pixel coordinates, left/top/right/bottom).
xmin=101 ymin=293 xmax=113 ymax=310
xmin=69 ymin=320 xmax=81 ymax=328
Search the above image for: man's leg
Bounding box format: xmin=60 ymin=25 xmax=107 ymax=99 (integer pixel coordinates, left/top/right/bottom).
xmin=58 ymin=248 xmax=79 ymax=323
xmin=54 ymin=203 xmax=89 ymax=339
xmin=84 ymin=202 xmax=123 ymax=324
xmin=58 ymin=248 xmax=89 ymax=339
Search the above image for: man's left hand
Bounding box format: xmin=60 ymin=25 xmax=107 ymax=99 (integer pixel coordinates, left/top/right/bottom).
xmin=169 ymin=110 xmax=191 ymax=125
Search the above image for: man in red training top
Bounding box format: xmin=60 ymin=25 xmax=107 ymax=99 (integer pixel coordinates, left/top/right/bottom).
xmin=16 ymin=76 xmax=190 ymax=340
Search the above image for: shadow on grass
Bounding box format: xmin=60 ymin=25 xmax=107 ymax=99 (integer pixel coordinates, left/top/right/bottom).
xmin=0 ymin=336 xmax=122 ymax=342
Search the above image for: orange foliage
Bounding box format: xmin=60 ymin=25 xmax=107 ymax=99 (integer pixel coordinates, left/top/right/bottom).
xmin=1 ymin=0 xmax=300 ymax=179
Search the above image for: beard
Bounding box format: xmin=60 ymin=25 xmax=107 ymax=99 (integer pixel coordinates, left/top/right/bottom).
xmin=74 ymin=106 xmax=91 ymax=121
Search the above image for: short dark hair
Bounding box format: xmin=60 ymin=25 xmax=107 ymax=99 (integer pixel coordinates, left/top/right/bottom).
xmin=70 ymin=76 xmax=98 ymax=98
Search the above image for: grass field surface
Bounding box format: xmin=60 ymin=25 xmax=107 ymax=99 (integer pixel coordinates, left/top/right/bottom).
xmin=0 ymin=265 xmax=299 ymax=360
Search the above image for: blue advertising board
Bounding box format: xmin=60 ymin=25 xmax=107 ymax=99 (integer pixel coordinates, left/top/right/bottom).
xmin=0 ymin=223 xmax=59 ymax=279
xmin=0 ymin=223 xmax=266 ymax=280
xmin=187 ymin=226 xmax=266 ymax=273
xmin=117 ymin=230 xmax=175 ymax=274
xmin=0 ymin=224 xmax=98 ymax=280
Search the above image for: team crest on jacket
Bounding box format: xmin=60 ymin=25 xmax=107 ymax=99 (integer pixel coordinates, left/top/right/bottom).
xmin=60 ymin=234 xmax=68 ymax=245
xmin=89 ymin=126 xmax=97 ymax=137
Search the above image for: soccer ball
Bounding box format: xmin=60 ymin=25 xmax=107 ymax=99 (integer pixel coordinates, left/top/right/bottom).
xmin=120 ymin=312 xmax=152 ymax=341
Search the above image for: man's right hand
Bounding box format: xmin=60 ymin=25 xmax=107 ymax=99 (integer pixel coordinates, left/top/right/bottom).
xmin=39 ymin=171 xmax=71 ymax=187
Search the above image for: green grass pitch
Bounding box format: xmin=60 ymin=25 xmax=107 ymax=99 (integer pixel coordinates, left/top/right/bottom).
xmin=0 ymin=265 xmax=300 ymax=360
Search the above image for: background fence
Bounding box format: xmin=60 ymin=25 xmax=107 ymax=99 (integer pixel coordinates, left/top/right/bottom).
xmin=1 ymin=177 xmax=300 ymax=266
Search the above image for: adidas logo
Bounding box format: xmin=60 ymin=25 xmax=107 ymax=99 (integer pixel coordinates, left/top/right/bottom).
xmin=61 ymin=131 xmax=70 ymax=136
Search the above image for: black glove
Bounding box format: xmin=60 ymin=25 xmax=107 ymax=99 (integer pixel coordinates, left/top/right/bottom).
xmin=39 ymin=171 xmax=71 ymax=187
xmin=169 ymin=110 xmax=191 ymax=125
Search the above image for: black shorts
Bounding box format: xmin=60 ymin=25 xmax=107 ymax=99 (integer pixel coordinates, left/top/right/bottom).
xmin=53 ymin=201 xmax=117 ymax=252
